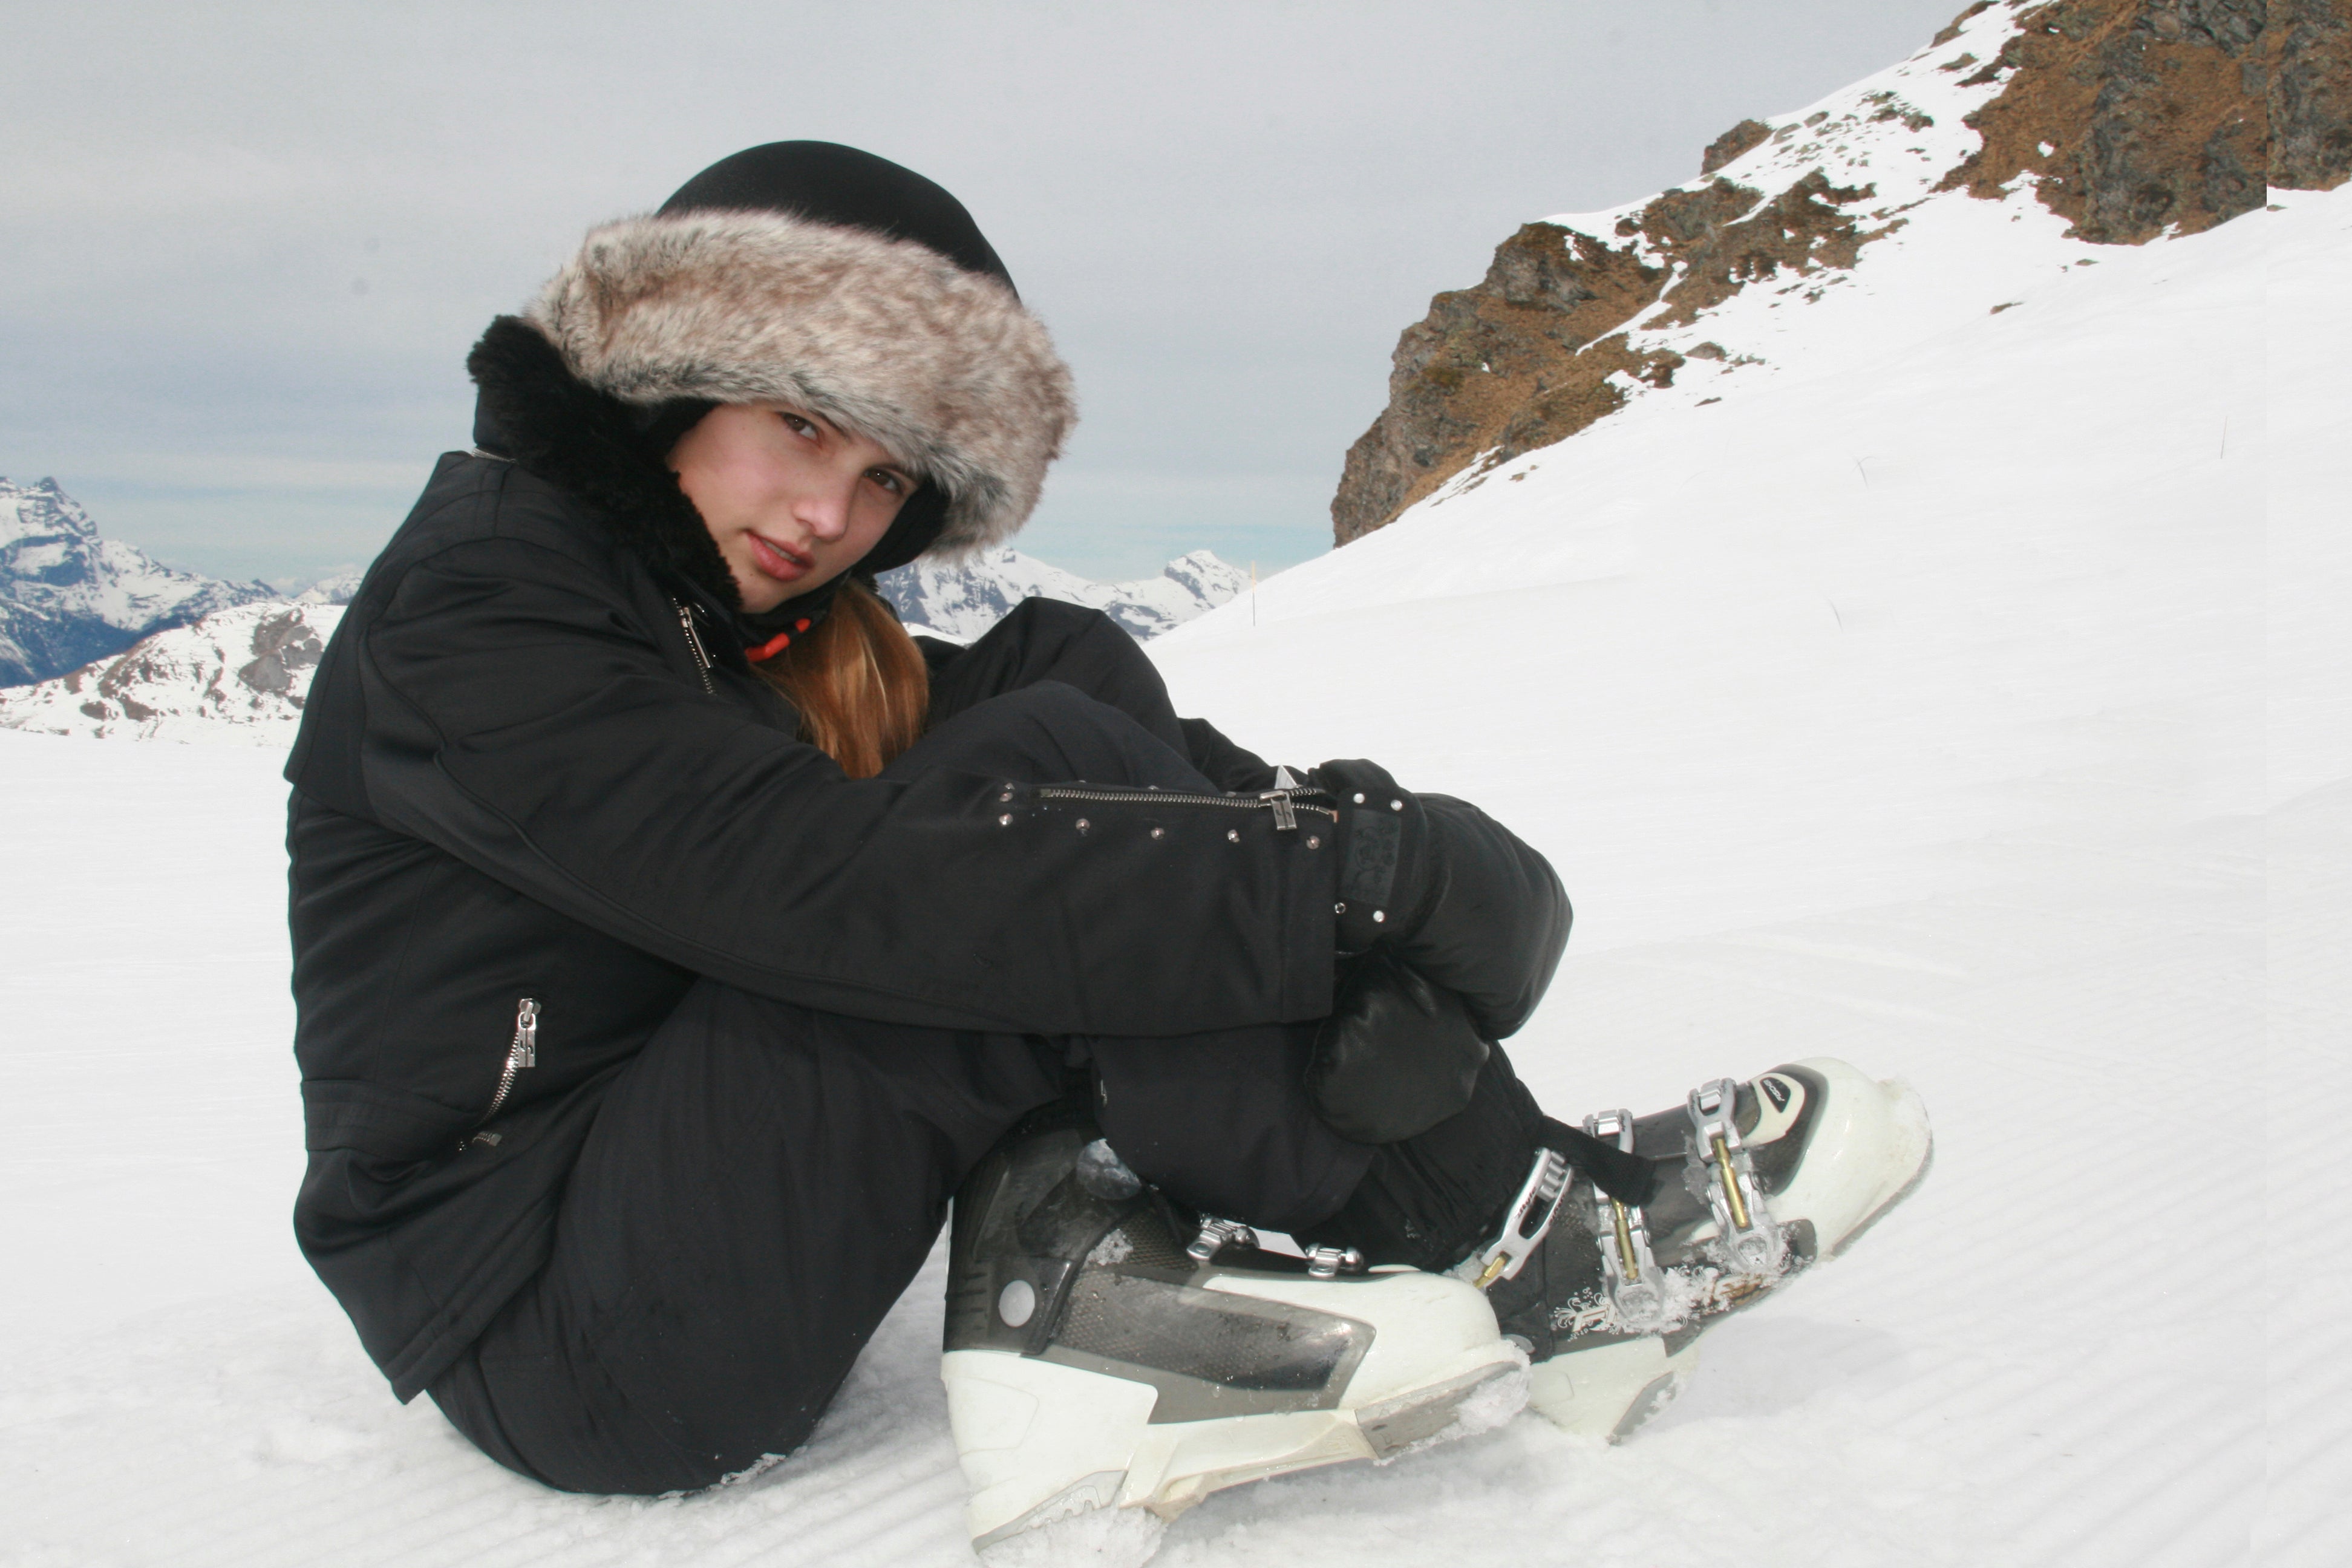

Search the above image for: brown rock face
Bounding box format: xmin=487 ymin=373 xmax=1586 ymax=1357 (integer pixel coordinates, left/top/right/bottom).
xmin=1701 ymin=119 xmax=1773 ymax=174
xmin=1328 ymin=0 xmax=2352 ymax=547
xmin=1329 ymin=226 xmax=1670 ymax=545
xmin=1938 ymin=0 xmax=2286 ymax=243
xmin=2269 ymin=0 xmax=2352 ymax=189
xmin=1330 ymin=171 xmax=1895 ymax=545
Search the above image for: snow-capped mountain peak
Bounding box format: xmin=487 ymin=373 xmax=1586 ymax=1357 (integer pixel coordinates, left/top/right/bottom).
xmin=0 ymin=477 xmax=276 ymax=685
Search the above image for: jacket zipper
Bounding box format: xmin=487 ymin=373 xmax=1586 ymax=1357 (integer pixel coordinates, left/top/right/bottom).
xmin=482 ymin=997 xmax=539 ymax=1123
xmin=673 ymin=599 xmax=717 ymax=695
xmin=1031 ymin=785 xmax=1338 ymax=832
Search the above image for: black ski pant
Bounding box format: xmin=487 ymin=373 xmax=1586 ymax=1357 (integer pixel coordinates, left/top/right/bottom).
xmin=427 ymin=600 xmax=1376 ymax=1495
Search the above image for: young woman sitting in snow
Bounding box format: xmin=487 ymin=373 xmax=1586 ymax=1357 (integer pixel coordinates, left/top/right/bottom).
xmin=285 ymin=142 xmax=1930 ymax=1559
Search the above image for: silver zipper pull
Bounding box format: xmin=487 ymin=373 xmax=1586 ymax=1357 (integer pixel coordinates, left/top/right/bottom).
xmin=672 ymin=601 xmax=716 ymax=694
xmin=514 ymin=998 xmax=540 ymax=1069
xmin=1259 ymin=789 xmax=1298 ymax=831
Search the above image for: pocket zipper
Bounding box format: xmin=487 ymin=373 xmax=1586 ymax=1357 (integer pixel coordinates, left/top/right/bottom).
xmin=482 ymin=997 xmax=539 ymax=1123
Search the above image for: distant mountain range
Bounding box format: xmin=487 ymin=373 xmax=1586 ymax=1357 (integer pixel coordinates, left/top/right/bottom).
xmin=0 ymin=477 xmax=278 ymax=685
xmin=0 ymin=488 xmax=1251 ymax=742
xmin=878 ymin=547 xmax=1247 ymax=641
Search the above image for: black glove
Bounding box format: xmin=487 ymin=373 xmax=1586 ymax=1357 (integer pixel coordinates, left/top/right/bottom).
xmin=1312 ymin=758 xmax=1570 ymax=1040
xmin=1307 ymin=952 xmax=1489 ymax=1143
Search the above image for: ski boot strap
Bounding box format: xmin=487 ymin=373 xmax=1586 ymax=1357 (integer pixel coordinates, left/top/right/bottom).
xmin=1463 ymin=1145 xmax=1573 ymax=1289
xmin=1687 ymin=1078 xmax=1786 ymax=1277
xmin=1584 ymin=1109 xmax=1668 ymax=1330
xmin=1457 ymin=1111 xmax=1662 ymax=1291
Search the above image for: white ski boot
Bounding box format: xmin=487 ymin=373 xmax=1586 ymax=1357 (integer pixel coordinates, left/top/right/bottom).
xmin=941 ymin=1108 xmax=1528 ymax=1564
xmin=1471 ymin=1057 xmax=1931 ymax=1439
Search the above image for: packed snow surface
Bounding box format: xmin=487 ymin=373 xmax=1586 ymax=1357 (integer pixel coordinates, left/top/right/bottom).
xmin=2 ymin=168 xmax=2342 ymax=1568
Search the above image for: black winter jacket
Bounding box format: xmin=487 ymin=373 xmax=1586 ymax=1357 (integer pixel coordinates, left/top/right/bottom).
xmin=286 ymin=434 xmax=1339 ymax=1402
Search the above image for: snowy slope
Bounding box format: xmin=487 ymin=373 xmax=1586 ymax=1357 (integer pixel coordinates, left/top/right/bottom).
xmin=0 ymin=477 xmax=275 ymax=685
xmin=880 ymin=547 xmax=1247 ymax=642
xmin=1 ymin=69 xmax=2344 ymax=1568
xmin=0 ymin=600 xmax=342 ymax=742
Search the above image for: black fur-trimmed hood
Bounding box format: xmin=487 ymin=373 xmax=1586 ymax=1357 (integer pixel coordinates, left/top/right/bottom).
xmin=516 ymin=207 xmax=1074 ymax=559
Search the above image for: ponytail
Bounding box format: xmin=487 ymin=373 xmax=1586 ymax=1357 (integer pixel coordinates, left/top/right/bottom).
xmin=754 ymin=578 xmax=930 ymax=779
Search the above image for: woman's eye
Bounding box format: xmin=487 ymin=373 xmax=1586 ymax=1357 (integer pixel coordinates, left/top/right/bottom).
xmin=869 ymin=469 xmax=906 ymax=495
xmin=780 ymin=413 xmax=818 ymax=439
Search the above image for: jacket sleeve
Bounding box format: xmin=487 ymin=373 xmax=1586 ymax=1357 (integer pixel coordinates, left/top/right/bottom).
xmin=354 ymin=536 xmax=1336 ymax=1037
xmin=1178 ymin=716 xmax=1280 ymax=794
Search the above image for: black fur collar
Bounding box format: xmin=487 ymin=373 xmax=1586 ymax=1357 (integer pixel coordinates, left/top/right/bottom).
xmin=466 ymin=315 xmax=745 ymax=615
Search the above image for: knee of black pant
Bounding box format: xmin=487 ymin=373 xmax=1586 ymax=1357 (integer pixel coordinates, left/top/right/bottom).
xmin=998 ymin=593 xmax=1122 ymax=650
xmin=1293 ymin=1045 xmax=1544 ymax=1271
xmin=1016 ymin=596 xmax=1155 ymax=681
xmin=1088 ymin=1025 xmax=1375 ymax=1234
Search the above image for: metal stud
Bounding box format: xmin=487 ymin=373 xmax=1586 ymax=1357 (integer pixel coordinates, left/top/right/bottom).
xmin=1334 ymin=901 xmax=1348 ymax=915
xmin=1372 ymin=910 xmax=1386 ymax=923
xmin=1390 ymin=799 xmax=1403 ymax=811
xmin=1150 ymin=826 xmax=1165 ymax=839
xmin=1075 ymin=818 xmax=1089 ymax=832
xmin=1306 ymin=835 xmax=1321 ymax=849
xmin=998 ymin=814 xmax=1013 ymax=826
xmin=1305 ymin=1244 xmax=1365 ymax=1279
xmin=1226 ymin=828 xmax=1240 ymax=842
xmin=1353 ymin=792 xmax=1365 ymax=804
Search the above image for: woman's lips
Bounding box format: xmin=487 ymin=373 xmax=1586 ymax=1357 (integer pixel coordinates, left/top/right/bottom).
xmin=746 ymin=532 xmax=813 ymax=582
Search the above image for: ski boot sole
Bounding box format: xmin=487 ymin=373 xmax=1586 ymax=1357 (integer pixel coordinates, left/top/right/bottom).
xmin=950 ymin=1269 xmax=1527 ymax=1561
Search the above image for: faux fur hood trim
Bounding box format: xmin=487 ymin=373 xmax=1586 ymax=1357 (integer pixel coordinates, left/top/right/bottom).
xmin=468 ymin=315 xmax=749 ymax=615
xmin=523 ymin=209 xmax=1076 ymax=557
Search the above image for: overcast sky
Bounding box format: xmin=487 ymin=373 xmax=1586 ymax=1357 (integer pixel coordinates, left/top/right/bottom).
xmin=5 ymin=0 xmax=1967 ymax=587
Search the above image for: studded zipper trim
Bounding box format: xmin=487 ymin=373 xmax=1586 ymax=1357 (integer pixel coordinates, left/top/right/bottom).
xmin=1030 ymin=785 xmax=1337 ymax=831
xmin=673 ymin=599 xmax=717 ymax=695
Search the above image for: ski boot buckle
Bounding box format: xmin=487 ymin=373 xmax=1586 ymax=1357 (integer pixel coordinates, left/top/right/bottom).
xmin=1687 ymin=1079 xmax=1785 ymax=1277
xmin=1466 ymin=1146 xmax=1573 ymax=1289
xmin=1584 ymin=1109 xmax=1667 ymax=1329
xmin=1188 ymin=1216 xmax=1259 ymax=1264
xmin=1305 ymin=1244 xmax=1367 ymax=1278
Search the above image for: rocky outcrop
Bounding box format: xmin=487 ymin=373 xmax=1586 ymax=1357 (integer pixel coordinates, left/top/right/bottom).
xmin=1330 ymin=167 xmax=1894 ymax=544
xmin=1938 ymin=0 xmax=2276 ymax=242
xmin=2268 ymin=0 xmax=2352 ymax=189
xmin=1702 ymin=119 xmax=1774 ymax=174
xmin=1330 ymin=0 xmax=2349 ymax=546
xmin=1330 ymin=226 xmax=1673 ymax=544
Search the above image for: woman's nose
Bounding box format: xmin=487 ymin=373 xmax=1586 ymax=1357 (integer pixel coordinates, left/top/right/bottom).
xmin=796 ymin=478 xmax=859 ymax=540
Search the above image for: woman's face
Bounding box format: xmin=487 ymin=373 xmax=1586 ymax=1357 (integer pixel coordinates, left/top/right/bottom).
xmin=670 ymin=404 xmax=918 ymax=613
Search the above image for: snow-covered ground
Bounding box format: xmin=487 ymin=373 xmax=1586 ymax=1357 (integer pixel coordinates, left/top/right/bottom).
xmin=2 ymin=125 xmax=2342 ymax=1568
